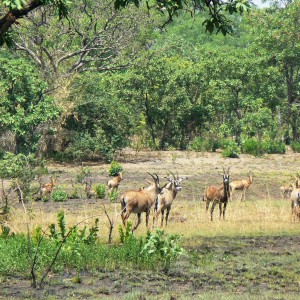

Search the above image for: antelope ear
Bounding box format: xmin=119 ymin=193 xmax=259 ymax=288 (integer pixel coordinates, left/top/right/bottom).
xmin=165 ymin=182 xmax=172 ymax=189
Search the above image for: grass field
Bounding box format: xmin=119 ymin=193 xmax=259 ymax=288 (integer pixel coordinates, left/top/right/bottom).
xmin=1 ymin=150 xmax=300 ymax=299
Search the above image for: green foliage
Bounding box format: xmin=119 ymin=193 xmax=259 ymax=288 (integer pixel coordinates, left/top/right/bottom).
xmin=262 ymin=140 xmax=285 ymax=154
xmin=76 ymin=166 xmax=91 ymax=184
xmin=119 ymin=222 xmax=134 ymax=244
xmin=141 ymin=229 xmax=184 ymax=273
xmin=0 ymin=152 xmax=45 ymax=201
xmin=242 ymin=138 xmax=261 ymax=156
xmin=219 ymin=139 xmax=240 ymax=158
xmin=51 ymin=186 xmax=68 ymax=202
xmin=290 ymin=141 xmax=300 ymax=153
xmin=94 ymin=184 xmax=106 ymax=199
xmin=108 ymin=161 xmax=123 ymax=176
xmin=0 ymin=54 xmax=60 ymax=154
xmin=188 ymin=137 xmax=218 ymax=152
xmin=109 ymin=190 xmax=119 ymax=203
xmin=242 ymin=138 xmax=286 ymax=156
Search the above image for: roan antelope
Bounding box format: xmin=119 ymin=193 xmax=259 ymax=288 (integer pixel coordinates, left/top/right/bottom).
xmin=204 ymin=167 xmax=231 ymax=221
xmin=153 ymin=171 xmax=187 ymax=228
xmin=40 ymin=175 xmax=57 ymax=198
xmin=107 ymin=172 xmax=123 ymax=194
xmin=120 ymin=173 xmax=160 ymax=231
xmin=290 ymin=174 xmax=300 ymax=221
xmin=280 ymin=183 xmax=293 ymax=200
xmin=229 ymin=172 xmax=253 ymax=201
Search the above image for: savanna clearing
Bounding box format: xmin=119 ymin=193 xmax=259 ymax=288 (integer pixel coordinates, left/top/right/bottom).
xmin=1 ymin=150 xmax=300 ymax=300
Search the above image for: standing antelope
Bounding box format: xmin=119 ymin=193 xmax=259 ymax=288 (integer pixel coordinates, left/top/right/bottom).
xmin=204 ymin=167 xmax=230 ymax=221
xmin=280 ymin=183 xmax=293 ymax=200
xmin=229 ymin=172 xmax=253 ymax=201
xmin=120 ymin=173 xmax=160 ymax=231
xmin=153 ymin=171 xmax=187 ymax=228
xmin=107 ymin=172 xmax=123 ymax=194
xmin=40 ymin=175 xmax=57 ymax=198
xmin=290 ymin=174 xmax=300 ymax=221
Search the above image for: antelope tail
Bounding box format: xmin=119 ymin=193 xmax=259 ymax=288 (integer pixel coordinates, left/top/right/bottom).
xmin=121 ymin=195 xmax=127 ymax=212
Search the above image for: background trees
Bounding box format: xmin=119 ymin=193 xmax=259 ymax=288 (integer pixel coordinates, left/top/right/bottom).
xmin=1 ymin=0 xmax=300 ymax=160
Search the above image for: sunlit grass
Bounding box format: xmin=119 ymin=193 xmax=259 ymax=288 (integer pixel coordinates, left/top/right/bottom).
xmin=5 ymin=197 xmax=300 ymax=245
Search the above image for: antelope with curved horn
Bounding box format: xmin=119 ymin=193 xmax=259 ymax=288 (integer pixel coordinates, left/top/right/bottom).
xmin=204 ymin=167 xmax=231 ymax=221
xmin=153 ymin=170 xmax=187 ymax=228
xmin=290 ymin=173 xmax=300 ymax=221
xmin=120 ymin=173 xmax=160 ymax=231
xmin=229 ymin=171 xmax=253 ymax=201
xmin=107 ymin=172 xmax=123 ymax=194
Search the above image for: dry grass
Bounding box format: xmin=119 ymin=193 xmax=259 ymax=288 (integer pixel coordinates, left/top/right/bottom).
xmin=6 ymin=197 xmax=299 ymax=245
xmin=3 ymin=150 xmax=300 ymax=243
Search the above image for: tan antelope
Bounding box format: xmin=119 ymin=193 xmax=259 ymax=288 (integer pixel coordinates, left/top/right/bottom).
xmin=153 ymin=171 xmax=187 ymax=228
xmin=229 ymin=172 xmax=253 ymax=201
xmin=280 ymin=183 xmax=293 ymax=200
xmin=204 ymin=167 xmax=231 ymax=221
xmin=290 ymin=174 xmax=300 ymax=221
xmin=107 ymin=172 xmax=123 ymax=194
xmin=40 ymin=175 xmax=57 ymax=198
xmin=120 ymin=173 xmax=160 ymax=231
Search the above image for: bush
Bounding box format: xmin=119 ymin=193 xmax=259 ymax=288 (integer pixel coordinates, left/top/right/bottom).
xmin=242 ymin=138 xmax=261 ymax=156
xmin=51 ymin=186 xmax=68 ymax=202
xmin=262 ymin=140 xmax=285 ymax=154
xmin=188 ymin=137 xmax=218 ymax=152
xmin=94 ymin=184 xmax=106 ymax=199
xmin=290 ymin=141 xmax=300 ymax=153
xmin=219 ymin=139 xmax=240 ymax=158
xmin=108 ymin=161 xmax=123 ymax=176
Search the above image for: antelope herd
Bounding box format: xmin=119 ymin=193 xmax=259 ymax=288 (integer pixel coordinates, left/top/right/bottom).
xmin=34 ymin=167 xmax=300 ymax=231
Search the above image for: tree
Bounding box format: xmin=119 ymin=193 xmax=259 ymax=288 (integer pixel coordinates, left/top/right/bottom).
xmin=10 ymin=1 xmax=154 ymax=83
xmin=0 ymin=0 xmax=252 ymax=45
xmin=0 ymin=52 xmax=60 ymax=154
xmin=250 ymin=1 xmax=300 ymax=141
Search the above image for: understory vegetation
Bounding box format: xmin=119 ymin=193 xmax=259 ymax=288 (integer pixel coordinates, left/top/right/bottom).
xmin=1 ymin=1 xmax=300 ymax=162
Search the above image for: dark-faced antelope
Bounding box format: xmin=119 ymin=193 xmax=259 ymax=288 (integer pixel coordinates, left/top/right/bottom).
xmin=153 ymin=171 xmax=187 ymax=228
xmin=290 ymin=174 xmax=300 ymax=221
xmin=120 ymin=173 xmax=160 ymax=231
xmin=40 ymin=175 xmax=57 ymax=198
xmin=229 ymin=172 xmax=253 ymax=201
xmin=107 ymin=172 xmax=123 ymax=194
xmin=204 ymin=167 xmax=230 ymax=221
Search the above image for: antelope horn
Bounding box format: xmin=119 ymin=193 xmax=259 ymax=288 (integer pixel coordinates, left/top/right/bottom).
xmin=168 ymin=170 xmax=176 ymax=180
xmin=176 ymin=170 xmax=179 ymax=180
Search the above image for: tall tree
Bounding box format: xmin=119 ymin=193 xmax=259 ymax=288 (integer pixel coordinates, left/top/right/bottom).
xmin=251 ymin=1 xmax=300 ymax=141
xmin=0 ymin=52 xmax=60 ymax=154
xmin=0 ymin=0 xmax=252 ymax=45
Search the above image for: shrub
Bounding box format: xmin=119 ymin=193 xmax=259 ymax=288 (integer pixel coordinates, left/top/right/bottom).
xmin=242 ymin=138 xmax=261 ymax=156
xmin=262 ymin=140 xmax=285 ymax=154
xmin=219 ymin=139 xmax=240 ymax=158
xmin=94 ymin=184 xmax=106 ymax=199
xmin=188 ymin=137 xmax=218 ymax=152
xmin=108 ymin=161 xmax=123 ymax=176
xmin=290 ymin=141 xmax=300 ymax=153
xmin=51 ymin=186 xmax=68 ymax=202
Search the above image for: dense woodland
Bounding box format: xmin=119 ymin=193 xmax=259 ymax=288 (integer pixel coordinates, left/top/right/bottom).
xmin=1 ymin=0 xmax=300 ymax=162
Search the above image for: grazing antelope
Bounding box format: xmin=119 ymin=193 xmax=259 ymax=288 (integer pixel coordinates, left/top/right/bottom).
xmin=280 ymin=183 xmax=293 ymax=200
xmin=229 ymin=172 xmax=253 ymax=201
xmin=153 ymin=171 xmax=187 ymax=228
xmin=290 ymin=174 xmax=300 ymax=221
xmin=40 ymin=175 xmax=57 ymax=198
xmin=204 ymin=167 xmax=230 ymax=221
xmin=107 ymin=172 xmax=123 ymax=194
xmin=120 ymin=173 xmax=160 ymax=231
